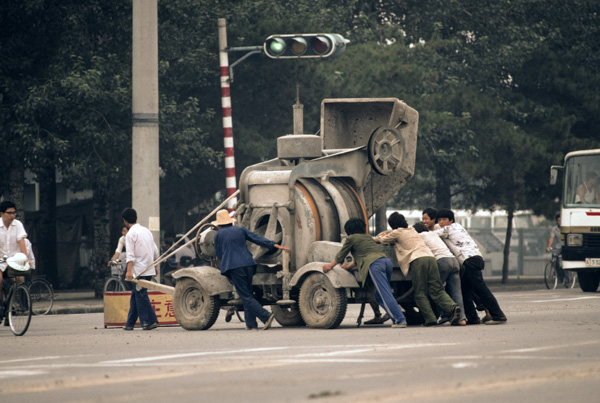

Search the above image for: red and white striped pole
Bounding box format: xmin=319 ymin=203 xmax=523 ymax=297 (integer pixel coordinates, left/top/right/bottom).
xmin=218 ymin=18 xmax=237 ymax=210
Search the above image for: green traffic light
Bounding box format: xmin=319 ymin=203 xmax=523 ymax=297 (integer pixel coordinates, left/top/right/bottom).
xmin=269 ymin=38 xmax=286 ymax=55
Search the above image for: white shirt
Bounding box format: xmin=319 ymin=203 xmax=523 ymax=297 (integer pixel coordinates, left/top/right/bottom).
xmin=0 ymin=219 xmax=27 ymax=272
xmin=25 ymin=238 xmax=35 ymax=270
xmin=125 ymin=223 xmax=159 ymax=277
xmin=115 ymin=235 xmax=126 ymax=254
xmin=419 ymin=231 xmax=455 ymax=260
xmin=433 ymin=222 xmax=482 ymax=264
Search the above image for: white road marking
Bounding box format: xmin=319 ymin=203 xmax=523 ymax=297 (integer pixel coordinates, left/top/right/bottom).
xmin=0 ymin=370 xmax=46 ymax=379
xmin=0 ymin=356 xmax=60 ymax=364
xmin=101 ymin=346 xmax=288 ymax=364
xmin=531 ymin=296 xmax=600 ymax=303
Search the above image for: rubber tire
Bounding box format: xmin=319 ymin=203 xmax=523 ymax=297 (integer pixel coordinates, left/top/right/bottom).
xmin=272 ymin=304 xmax=305 ymax=327
xmin=29 ymin=279 xmax=54 ymax=315
xmin=577 ymin=271 xmax=600 ymax=292
xmin=9 ymin=284 xmax=32 ymax=336
xmin=173 ymin=278 xmax=220 ymax=330
xmin=104 ymin=277 xmax=126 ymax=293
xmin=544 ymin=262 xmax=557 ymax=290
xmin=299 ymin=273 xmax=347 ymax=329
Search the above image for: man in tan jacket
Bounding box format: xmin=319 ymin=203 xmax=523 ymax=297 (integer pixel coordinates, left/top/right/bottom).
xmin=376 ymin=212 xmax=460 ymax=326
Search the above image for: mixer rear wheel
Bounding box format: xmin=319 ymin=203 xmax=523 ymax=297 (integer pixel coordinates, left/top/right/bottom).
xmin=299 ymin=273 xmax=347 ymax=329
xmin=272 ymin=304 xmax=305 ymax=327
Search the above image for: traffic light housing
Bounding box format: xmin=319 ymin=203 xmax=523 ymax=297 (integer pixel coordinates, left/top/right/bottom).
xmin=264 ymin=34 xmax=349 ymax=59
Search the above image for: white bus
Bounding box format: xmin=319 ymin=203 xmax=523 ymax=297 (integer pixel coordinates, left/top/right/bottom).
xmin=551 ymin=149 xmax=600 ymax=292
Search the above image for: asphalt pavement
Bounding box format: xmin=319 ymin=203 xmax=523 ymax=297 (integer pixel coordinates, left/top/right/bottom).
xmin=46 ymin=276 xmax=548 ymax=316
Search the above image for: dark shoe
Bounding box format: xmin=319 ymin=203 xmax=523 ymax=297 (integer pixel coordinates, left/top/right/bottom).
xmin=262 ymin=313 xmax=275 ymax=330
xmin=437 ymin=317 xmax=450 ymax=325
xmin=449 ymin=305 xmax=462 ymax=326
xmin=422 ymin=321 xmax=438 ymax=327
xmin=484 ymin=317 xmax=507 ymax=325
xmin=225 ymin=307 xmax=235 ymax=323
xmin=482 ymin=309 xmax=493 ymax=323
xmin=246 ymin=326 xmax=259 ymax=331
xmin=143 ymin=323 xmax=158 ymax=330
xmin=364 ymin=315 xmax=386 ymax=325
xmin=466 ymin=318 xmax=481 ymax=325
xmin=123 ymin=326 xmax=134 ymax=331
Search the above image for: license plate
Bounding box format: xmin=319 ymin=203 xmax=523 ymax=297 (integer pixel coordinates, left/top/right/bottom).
xmin=585 ymin=258 xmax=600 ymax=267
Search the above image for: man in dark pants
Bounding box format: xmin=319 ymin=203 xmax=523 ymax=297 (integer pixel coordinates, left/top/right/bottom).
xmin=212 ymin=209 xmax=289 ymax=330
xmin=434 ymin=209 xmax=507 ymax=325
xmin=122 ymin=208 xmax=159 ymax=331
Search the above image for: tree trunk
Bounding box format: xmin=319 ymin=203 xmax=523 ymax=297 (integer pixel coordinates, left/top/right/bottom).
xmin=38 ymin=169 xmax=58 ymax=287
xmin=92 ymin=189 xmax=111 ymax=278
xmin=435 ymin=166 xmax=452 ymax=208
xmin=501 ymin=209 xmax=514 ymax=284
xmin=375 ymin=205 xmax=387 ymax=235
xmin=8 ymin=154 xmax=25 ymax=215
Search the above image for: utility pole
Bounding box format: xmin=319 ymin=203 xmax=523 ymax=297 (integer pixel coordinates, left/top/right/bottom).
xmin=218 ymin=18 xmax=237 ymax=210
xmin=132 ymin=0 xmax=161 ymax=275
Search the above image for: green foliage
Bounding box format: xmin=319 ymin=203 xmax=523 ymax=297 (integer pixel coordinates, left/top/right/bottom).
xmin=2 ymin=0 xmax=600 ymax=239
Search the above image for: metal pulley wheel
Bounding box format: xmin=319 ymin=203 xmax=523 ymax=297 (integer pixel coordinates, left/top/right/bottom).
xmin=194 ymin=223 xmax=218 ymax=261
xmin=367 ymin=125 xmax=404 ymax=175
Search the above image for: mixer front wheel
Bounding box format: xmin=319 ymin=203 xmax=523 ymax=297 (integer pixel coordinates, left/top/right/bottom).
xmin=298 ymin=273 xmax=347 ymax=329
xmin=173 ymin=278 xmax=220 ymax=330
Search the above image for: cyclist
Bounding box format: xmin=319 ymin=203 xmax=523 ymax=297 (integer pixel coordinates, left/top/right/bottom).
xmin=546 ymin=214 xmax=568 ymax=287
xmin=0 ymin=201 xmax=29 ymax=304
xmin=108 ymin=225 xmax=128 ymax=264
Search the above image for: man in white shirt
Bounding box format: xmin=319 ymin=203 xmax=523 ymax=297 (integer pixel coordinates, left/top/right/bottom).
xmin=434 ymin=209 xmax=507 ymax=325
xmin=122 ymin=208 xmax=159 ymax=331
xmin=0 ymin=201 xmax=29 ymax=302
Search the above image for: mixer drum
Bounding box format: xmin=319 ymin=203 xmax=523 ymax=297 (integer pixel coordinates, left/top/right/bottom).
xmin=247 ymin=177 xmax=367 ymax=270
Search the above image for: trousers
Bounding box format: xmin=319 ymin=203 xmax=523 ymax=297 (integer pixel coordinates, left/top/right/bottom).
xmin=461 ymin=256 xmax=506 ymax=322
xmin=225 ymin=265 xmax=271 ymax=329
xmin=126 ymin=276 xmax=158 ymax=328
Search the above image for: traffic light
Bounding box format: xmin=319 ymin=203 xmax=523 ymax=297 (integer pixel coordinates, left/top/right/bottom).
xmin=264 ymin=34 xmax=349 ymax=59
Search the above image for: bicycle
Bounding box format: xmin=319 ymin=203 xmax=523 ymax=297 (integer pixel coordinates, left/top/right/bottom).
xmin=103 ymin=259 xmax=132 ymax=293
xmin=545 ymin=250 xmax=576 ymax=289
xmin=0 ymin=255 xmax=33 ymax=336
xmin=26 ymin=275 xmax=54 ymax=315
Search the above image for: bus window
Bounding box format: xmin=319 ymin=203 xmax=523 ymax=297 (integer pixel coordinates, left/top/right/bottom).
xmin=564 ymin=155 xmax=600 ymax=207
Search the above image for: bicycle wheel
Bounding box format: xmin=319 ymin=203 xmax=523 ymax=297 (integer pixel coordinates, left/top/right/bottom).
xmin=29 ymin=279 xmax=54 ymax=315
xmin=544 ymin=262 xmax=557 ymax=289
xmin=104 ymin=277 xmax=126 ymax=293
xmin=8 ymin=284 xmax=32 ymax=336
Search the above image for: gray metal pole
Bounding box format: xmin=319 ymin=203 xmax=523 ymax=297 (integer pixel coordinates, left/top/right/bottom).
xmin=132 ymin=0 xmax=161 ymax=279
xmin=293 ymin=85 xmax=303 ymax=135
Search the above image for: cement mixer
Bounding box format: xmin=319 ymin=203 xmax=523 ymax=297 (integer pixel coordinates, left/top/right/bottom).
xmin=169 ymin=98 xmax=418 ymax=330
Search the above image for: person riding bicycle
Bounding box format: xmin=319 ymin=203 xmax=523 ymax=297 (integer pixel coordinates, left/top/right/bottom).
xmin=108 ymin=225 xmax=128 ymax=278
xmin=546 ymin=214 xmax=569 ymax=287
xmin=0 ymin=201 xmax=29 ymax=304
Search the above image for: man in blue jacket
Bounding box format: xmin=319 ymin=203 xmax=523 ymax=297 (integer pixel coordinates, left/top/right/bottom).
xmin=212 ymin=209 xmax=289 ymax=330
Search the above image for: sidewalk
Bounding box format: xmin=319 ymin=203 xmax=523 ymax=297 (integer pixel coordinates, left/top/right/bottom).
xmin=47 ymin=276 xmax=548 ymax=315
xmin=50 ymin=290 xmax=104 ymax=315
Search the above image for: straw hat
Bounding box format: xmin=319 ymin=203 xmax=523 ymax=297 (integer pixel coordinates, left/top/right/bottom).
xmin=211 ymin=209 xmax=236 ymax=226
xmin=7 ymin=252 xmax=30 ymax=272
